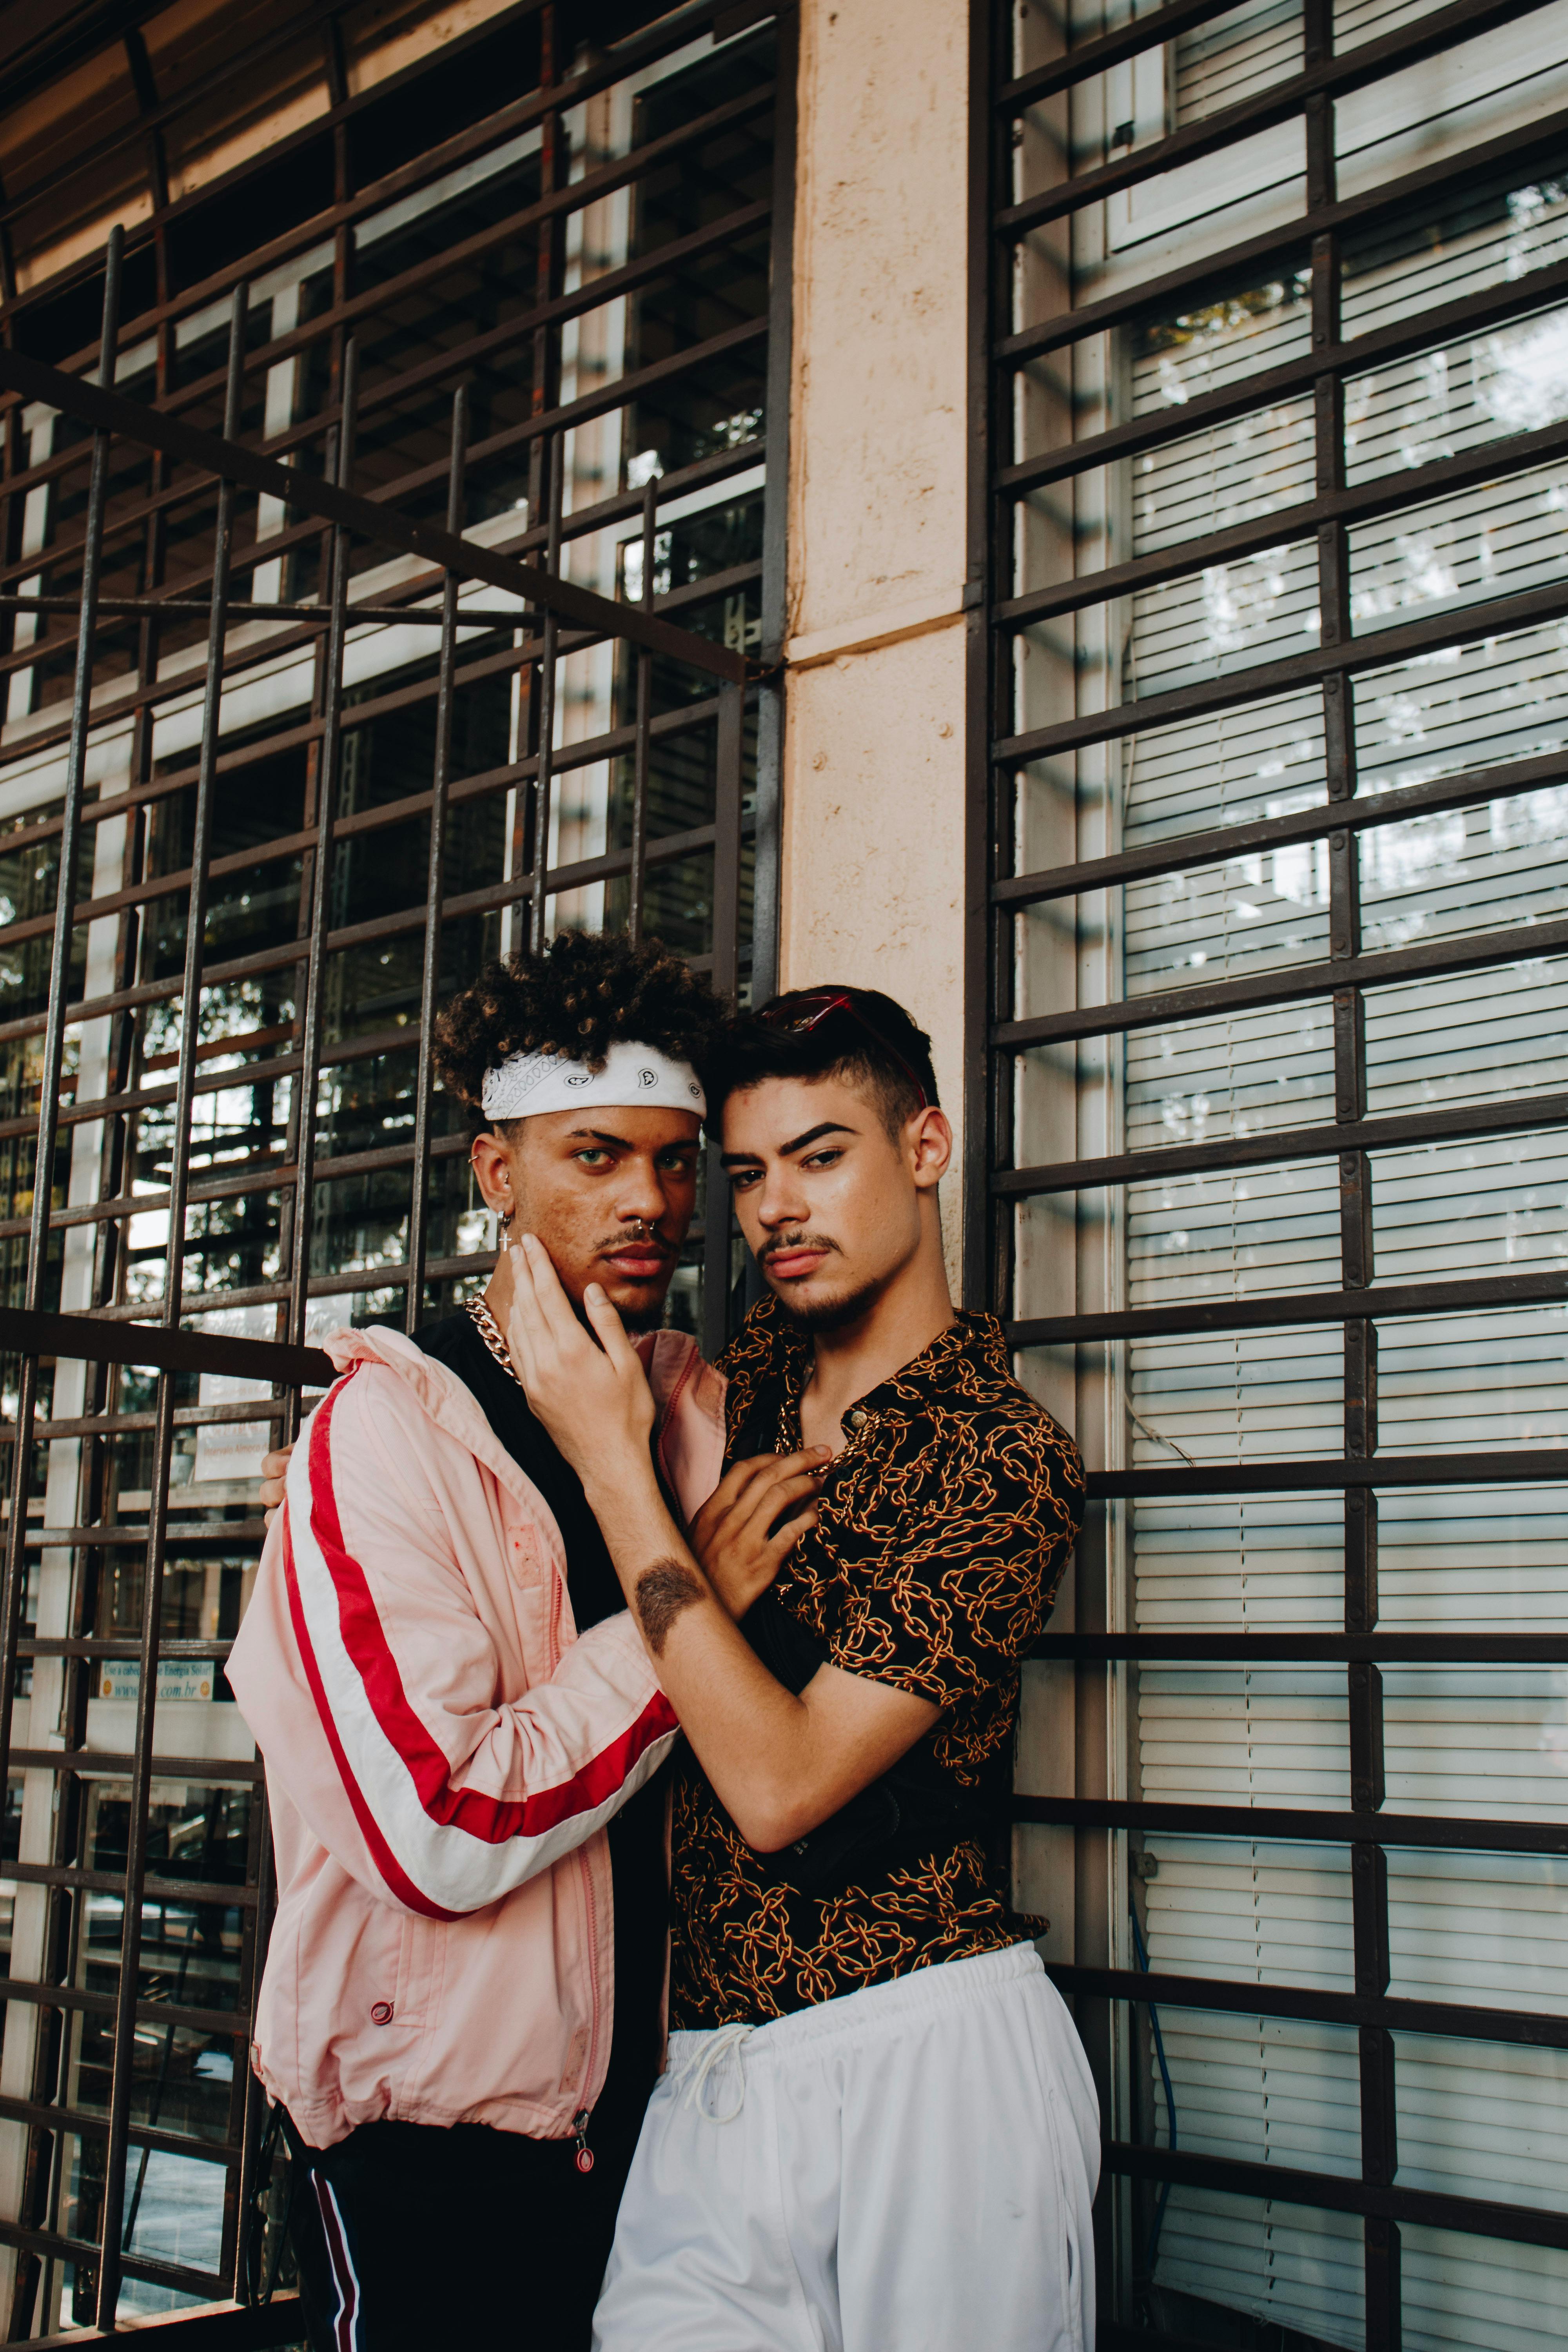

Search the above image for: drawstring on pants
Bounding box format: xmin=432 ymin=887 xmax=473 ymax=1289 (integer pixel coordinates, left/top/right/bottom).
xmin=682 ymin=2022 xmax=754 ymax=2122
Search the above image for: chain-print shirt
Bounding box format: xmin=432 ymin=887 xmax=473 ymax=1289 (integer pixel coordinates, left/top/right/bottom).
xmin=668 ymin=1294 xmax=1084 ymax=2027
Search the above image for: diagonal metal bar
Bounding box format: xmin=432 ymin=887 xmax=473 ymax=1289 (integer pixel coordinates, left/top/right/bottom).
xmin=0 ymin=345 xmax=744 ymax=681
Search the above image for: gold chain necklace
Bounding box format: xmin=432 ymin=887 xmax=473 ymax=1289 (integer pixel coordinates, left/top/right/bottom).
xmin=466 ymin=1296 xmax=524 ymax=1390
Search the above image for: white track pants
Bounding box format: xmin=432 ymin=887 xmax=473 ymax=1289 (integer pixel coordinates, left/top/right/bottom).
xmin=593 ymin=1942 xmax=1100 ymax=2352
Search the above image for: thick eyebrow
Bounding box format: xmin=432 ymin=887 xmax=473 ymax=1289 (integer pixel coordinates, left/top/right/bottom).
xmin=563 ymin=1127 xmax=699 ymax=1152
xmin=720 ymin=1120 xmax=856 ymax=1169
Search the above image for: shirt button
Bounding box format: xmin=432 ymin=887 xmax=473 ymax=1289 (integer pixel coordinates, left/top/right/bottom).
xmin=846 ymin=1409 xmax=867 ymax=1430
xmin=370 ymin=2002 xmax=394 ymax=2026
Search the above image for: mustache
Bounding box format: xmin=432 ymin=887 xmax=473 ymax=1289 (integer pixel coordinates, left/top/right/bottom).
xmin=759 ymin=1230 xmax=842 ymax=1266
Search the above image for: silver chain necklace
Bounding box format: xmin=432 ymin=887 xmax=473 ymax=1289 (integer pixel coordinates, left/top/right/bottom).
xmin=466 ymin=1296 xmax=524 ymax=1390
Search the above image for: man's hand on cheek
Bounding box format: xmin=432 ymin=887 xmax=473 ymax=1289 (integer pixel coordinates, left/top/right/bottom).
xmin=690 ymin=1450 xmax=829 ymax=1621
xmin=503 ymin=1234 xmax=656 ymax=1476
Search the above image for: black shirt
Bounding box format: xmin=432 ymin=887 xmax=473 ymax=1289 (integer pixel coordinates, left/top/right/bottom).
xmin=413 ymin=1310 xmax=667 ymax=2143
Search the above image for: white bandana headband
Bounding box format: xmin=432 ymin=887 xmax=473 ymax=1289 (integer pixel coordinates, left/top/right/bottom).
xmin=480 ymin=1036 xmax=706 ymax=1122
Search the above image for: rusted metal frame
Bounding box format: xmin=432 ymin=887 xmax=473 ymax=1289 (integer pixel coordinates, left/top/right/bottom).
xmin=1013 ymin=1793 xmax=1568 ymax=1859
xmin=16 ymin=1527 xmax=263 ymax=1552
xmin=997 ymin=912 xmax=1568 ymax=1055
xmin=528 ymin=434 xmax=564 ymax=956
xmin=0 ymin=802 xmax=724 ymax=1059
xmin=1047 ymin=1962 xmax=1568 ymax=2054
xmin=995 ymin=742 xmax=1568 ymax=913
xmin=994 ymin=573 xmax=1568 ymax=767
xmin=997 ymin=0 xmax=1263 ymax=111
xmin=0 ymin=256 xmax=123 ymax=2254
xmin=995 ymin=0 xmax=1552 ymax=240
xmin=1009 ymin=1267 xmax=1568 ymax=1348
xmin=0 ymin=557 xmax=735 ymax=837
xmin=95 ymin=288 xmax=248 ymax=2327
xmin=0 ymin=0 xmax=739 ymax=333
xmin=628 ymin=484 xmax=657 ymax=949
xmin=94 ymin=99 xmax=779 ymax=456
xmin=0 ymin=309 xmax=767 ymax=654
xmin=11 ymin=1737 xmax=256 ymax=1773
xmin=1096 ymin=2138 xmax=1568 ymax=2255
xmin=0 ymin=1977 xmax=242 ymax=2044
xmin=0 ymin=2213 xmax=225 ymax=2305
xmin=0 ymin=1310 xmax=330 ymax=1390
xmin=995 ymin=1085 xmax=1568 ymax=1201
xmin=406 ymin=392 xmax=467 ymax=1334
xmin=20 ymin=1397 xmax=301 ymax=1440
xmin=285 ymin=354 xmax=357 ymax=1370
xmin=5 ymin=1858 xmax=258 ymax=1908
xmin=338 ymin=317 xmax=770 ymax=572
xmin=701 ymin=681 xmax=746 ymax=1362
xmin=0 ymin=345 xmax=747 ymax=679
xmin=994 ymin=408 xmax=1568 ymax=634
xmin=995 ymin=106 xmax=1568 ymax=399
xmin=1040 ymin=1631 xmax=1568 ymax=1658
xmin=0 ymin=2088 xmax=236 ymax=2170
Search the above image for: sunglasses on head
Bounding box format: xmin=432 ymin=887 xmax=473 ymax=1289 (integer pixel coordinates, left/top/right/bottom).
xmin=757 ymin=989 xmax=929 ymax=1112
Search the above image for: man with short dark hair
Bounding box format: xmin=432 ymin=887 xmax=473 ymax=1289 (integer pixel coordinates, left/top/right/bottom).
xmin=506 ymin=985 xmax=1098 ymax=2352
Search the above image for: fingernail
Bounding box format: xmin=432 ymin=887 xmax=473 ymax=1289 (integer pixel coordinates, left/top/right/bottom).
xmin=585 ymin=1282 xmax=604 ymax=1299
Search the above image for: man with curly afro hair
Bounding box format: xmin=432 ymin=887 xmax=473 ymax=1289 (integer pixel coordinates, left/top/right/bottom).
xmin=231 ymin=932 xmax=733 ymax=2352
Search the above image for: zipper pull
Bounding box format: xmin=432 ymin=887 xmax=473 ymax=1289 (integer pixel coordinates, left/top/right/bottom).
xmin=572 ymin=2107 xmax=594 ymax=2174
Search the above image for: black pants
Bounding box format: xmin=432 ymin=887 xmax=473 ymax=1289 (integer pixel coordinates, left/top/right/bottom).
xmin=282 ymin=2111 xmax=642 ymax=2351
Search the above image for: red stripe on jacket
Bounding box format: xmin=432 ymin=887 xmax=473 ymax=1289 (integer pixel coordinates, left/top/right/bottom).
xmin=305 ymin=1373 xmax=678 ymax=1848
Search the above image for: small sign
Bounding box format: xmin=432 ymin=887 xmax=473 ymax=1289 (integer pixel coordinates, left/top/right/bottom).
xmin=96 ymin=1662 xmax=218 ymax=1704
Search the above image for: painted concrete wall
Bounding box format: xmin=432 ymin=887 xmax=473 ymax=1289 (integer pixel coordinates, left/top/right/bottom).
xmin=779 ymin=0 xmax=971 ymax=1290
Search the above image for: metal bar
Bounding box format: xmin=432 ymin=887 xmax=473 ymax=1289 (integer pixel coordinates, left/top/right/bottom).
xmin=0 ymin=350 xmax=746 ymax=682
xmin=405 ymin=389 xmax=467 ymax=1335
xmin=0 ymin=260 xmax=122 ymax=2252
xmin=702 ymin=679 xmax=746 ymax=1359
xmin=1012 ymin=1795 xmax=1568 ymax=1857
xmin=1010 ymin=1268 xmax=1568 ymax=1348
xmin=529 ymin=434 xmax=564 ymax=956
xmin=996 ymin=140 xmax=1568 ymax=426
xmin=996 ymin=0 xmax=1252 ymax=109
xmin=994 ymin=910 xmax=1568 ymax=1054
xmin=995 ymin=576 xmax=1568 ymax=768
xmin=995 ymin=0 xmax=1552 ymax=240
xmin=286 ymin=353 xmax=357 ymax=1366
xmin=627 ymin=483 xmax=656 ymax=950
xmin=95 ymin=282 xmax=249 ymax=2329
xmin=1044 ymin=1962 xmax=1568 ymax=2051
xmin=1035 ymin=1633 xmax=1568 ymax=1660
xmin=994 ymin=743 xmax=1568 ymax=912
xmin=1098 ymin=2138 xmax=1568 ymax=2254
xmin=0 ymin=1978 xmax=242 ymax=2041
xmin=993 ymin=410 xmax=1568 ymax=635
xmin=1076 ymin=1450 xmax=1568 ymax=1495
xmin=994 ymin=1088 xmax=1568 ymax=1202
xmin=0 ymin=1309 xmax=330 ymax=1388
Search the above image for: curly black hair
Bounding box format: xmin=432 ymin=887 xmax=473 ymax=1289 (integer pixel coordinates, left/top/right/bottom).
xmin=433 ymin=932 xmax=726 ymax=1126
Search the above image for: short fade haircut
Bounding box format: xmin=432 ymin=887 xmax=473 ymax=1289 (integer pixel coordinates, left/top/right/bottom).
xmin=433 ymin=931 xmax=726 ymax=1132
xmin=707 ymin=986 xmax=938 ymax=1141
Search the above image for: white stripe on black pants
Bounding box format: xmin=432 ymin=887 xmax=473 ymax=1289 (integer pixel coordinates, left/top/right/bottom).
xmin=593 ymin=1942 xmax=1100 ymax=2352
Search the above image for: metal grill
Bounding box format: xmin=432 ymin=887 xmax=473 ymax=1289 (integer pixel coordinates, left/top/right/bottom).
xmin=0 ymin=4 xmax=789 ymax=2334
xmin=973 ymin=0 xmax=1568 ymax=2346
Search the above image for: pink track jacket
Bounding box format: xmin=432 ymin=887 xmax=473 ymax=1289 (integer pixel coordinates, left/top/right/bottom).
xmin=227 ymin=1321 xmax=726 ymax=2149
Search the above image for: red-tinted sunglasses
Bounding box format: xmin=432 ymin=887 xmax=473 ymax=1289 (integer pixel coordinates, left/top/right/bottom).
xmin=758 ymin=989 xmax=929 ymax=1111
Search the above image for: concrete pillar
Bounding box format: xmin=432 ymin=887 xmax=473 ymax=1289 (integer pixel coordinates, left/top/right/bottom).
xmin=778 ymin=0 xmax=971 ymax=1289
